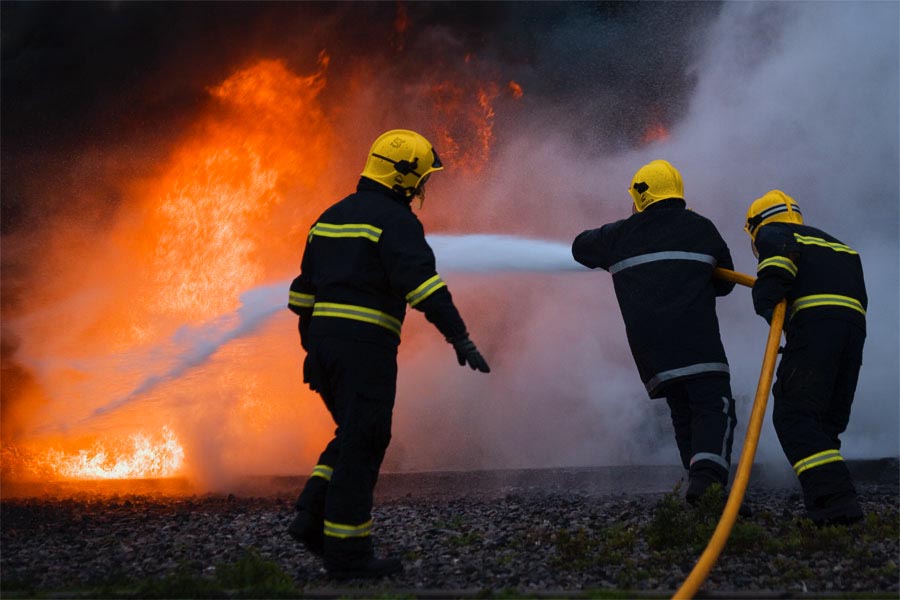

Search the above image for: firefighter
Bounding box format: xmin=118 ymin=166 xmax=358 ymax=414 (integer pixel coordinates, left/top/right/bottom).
xmin=284 ymin=129 xmax=490 ymax=579
xmin=572 ymin=159 xmax=742 ymax=508
xmin=744 ymin=190 xmax=866 ymax=526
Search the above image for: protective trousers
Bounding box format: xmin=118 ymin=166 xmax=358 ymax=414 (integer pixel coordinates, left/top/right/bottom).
xmin=665 ymin=375 xmax=736 ymax=488
xmin=773 ymin=318 xmax=864 ymax=520
xmin=295 ymin=336 xmax=397 ymax=546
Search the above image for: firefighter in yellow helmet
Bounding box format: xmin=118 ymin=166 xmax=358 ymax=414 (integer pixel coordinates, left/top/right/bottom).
xmin=745 ymin=190 xmax=867 ymax=526
xmin=285 ymin=129 xmax=490 ymax=579
xmin=572 ymin=160 xmax=744 ymax=511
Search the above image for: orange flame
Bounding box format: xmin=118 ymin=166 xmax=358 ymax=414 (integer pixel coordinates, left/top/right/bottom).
xmin=641 ymin=122 xmax=670 ymax=144
xmin=3 ymin=55 xmax=338 ymax=487
xmin=476 ymin=85 xmax=499 ymax=161
xmin=37 ymin=427 xmax=184 ymax=480
xmin=4 ymin=45 xmax=521 ymax=491
xmin=142 ymin=54 xmax=332 ymax=322
xmin=508 ymin=80 xmax=524 ymax=99
xmin=429 ymin=80 xmax=499 ymax=174
xmin=394 ymin=1 xmax=409 ymax=34
xmin=392 ymin=2 xmax=409 ymax=51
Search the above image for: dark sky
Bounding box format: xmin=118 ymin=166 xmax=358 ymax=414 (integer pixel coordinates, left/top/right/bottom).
xmin=1 ymin=1 xmax=721 ymax=235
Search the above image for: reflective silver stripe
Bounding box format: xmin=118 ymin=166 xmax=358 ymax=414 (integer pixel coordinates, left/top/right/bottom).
xmin=323 ymin=519 xmax=373 ymax=539
xmin=690 ymin=395 xmax=734 ymax=471
xmin=645 ymin=362 xmax=730 ymax=394
xmin=720 ymin=396 xmax=733 ymax=460
xmin=609 ymin=251 xmax=716 ymax=275
xmin=289 ymin=291 xmax=315 ymax=308
xmin=311 ymin=464 xmax=333 ymax=481
xmin=309 ymin=222 xmax=383 ymax=243
xmin=791 ymin=294 xmax=866 ymax=318
xmin=793 ymin=449 xmax=843 ymax=476
xmin=313 ymin=302 xmax=402 ymax=336
xmin=406 ymin=274 xmax=447 ymax=307
xmin=757 ymin=256 xmax=798 ymax=277
xmin=758 ymin=203 xmax=800 ymax=221
xmin=747 ymin=203 xmax=801 ymax=235
xmin=793 ymin=233 xmax=857 ymax=255
xmin=690 ymin=452 xmax=729 ymax=471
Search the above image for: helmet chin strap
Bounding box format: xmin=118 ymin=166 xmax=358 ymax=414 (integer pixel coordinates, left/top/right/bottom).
xmin=390 ymin=184 xmax=421 ymax=207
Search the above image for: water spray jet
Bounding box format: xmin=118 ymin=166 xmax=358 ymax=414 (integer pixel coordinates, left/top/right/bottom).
xmin=78 ymin=234 xmax=586 ymax=422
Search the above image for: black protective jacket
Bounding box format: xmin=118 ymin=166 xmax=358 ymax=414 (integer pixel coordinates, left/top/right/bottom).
xmin=288 ymin=178 xmax=468 ymax=350
xmin=752 ymin=222 xmax=867 ymax=331
xmin=572 ymin=199 xmax=735 ymax=398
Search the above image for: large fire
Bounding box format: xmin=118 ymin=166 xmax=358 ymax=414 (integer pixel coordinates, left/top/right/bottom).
xmin=2 ymin=40 xmax=516 ymax=490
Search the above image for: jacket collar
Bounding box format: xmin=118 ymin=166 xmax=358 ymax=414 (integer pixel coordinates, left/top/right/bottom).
xmin=644 ymin=198 xmax=686 ymax=211
xmin=357 ymin=177 xmax=411 ymax=207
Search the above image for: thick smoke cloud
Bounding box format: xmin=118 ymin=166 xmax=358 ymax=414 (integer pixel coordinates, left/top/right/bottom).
xmin=421 ymin=1 xmax=899 ymax=470
xmin=388 ymin=1 xmax=899 ymax=472
xmin=2 ymin=2 xmax=897 ymax=485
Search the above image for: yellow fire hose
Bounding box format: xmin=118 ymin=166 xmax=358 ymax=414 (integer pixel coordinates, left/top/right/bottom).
xmin=671 ymin=268 xmax=787 ymax=600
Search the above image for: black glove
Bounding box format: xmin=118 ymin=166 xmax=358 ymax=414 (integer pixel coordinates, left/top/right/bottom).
xmin=450 ymin=335 xmax=490 ymax=373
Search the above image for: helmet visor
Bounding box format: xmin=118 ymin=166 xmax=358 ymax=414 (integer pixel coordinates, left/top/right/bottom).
xmin=415 ymin=173 xmax=431 ymax=199
xmin=430 ymin=148 xmax=443 ymax=170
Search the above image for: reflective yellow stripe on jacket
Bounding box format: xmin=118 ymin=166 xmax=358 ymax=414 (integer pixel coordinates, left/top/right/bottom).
xmin=289 ymin=291 xmax=315 ymax=310
xmin=308 ymin=222 xmax=383 ymax=243
xmin=324 ymin=519 xmax=373 ymax=539
xmin=758 ymin=256 xmax=798 ymax=277
xmin=793 ymin=234 xmax=858 ymax=254
xmin=310 ymin=464 xmax=333 ymax=481
xmin=312 ymin=302 xmax=402 ymax=336
xmin=793 ymin=449 xmax=844 ymax=476
xmin=406 ymin=275 xmax=447 ymax=307
xmin=791 ymin=294 xmax=866 ymax=319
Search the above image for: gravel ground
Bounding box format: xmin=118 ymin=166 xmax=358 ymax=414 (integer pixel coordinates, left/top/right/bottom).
xmin=1 ymin=465 xmax=898 ymax=598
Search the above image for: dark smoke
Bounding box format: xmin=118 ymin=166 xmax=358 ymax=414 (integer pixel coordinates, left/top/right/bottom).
xmin=1 ymin=1 xmax=718 ymax=232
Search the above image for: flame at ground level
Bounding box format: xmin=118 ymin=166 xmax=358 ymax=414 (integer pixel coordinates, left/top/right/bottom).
xmin=6 ymin=427 xmax=185 ymax=481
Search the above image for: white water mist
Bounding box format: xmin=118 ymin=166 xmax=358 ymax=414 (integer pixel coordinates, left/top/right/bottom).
xmin=81 ymin=234 xmax=584 ymax=422
xmin=428 ymin=234 xmax=586 ymax=273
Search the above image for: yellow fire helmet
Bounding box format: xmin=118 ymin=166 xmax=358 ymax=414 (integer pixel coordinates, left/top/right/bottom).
xmin=361 ymin=129 xmax=444 ymax=200
xmin=744 ymin=189 xmax=803 ymax=240
xmin=628 ymin=159 xmax=684 ymax=212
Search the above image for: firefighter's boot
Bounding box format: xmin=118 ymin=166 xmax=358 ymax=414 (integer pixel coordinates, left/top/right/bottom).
xmin=686 ymin=470 xmax=753 ymax=517
xmin=287 ymin=509 xmax=324 ymax=557
xmin=323 ymin=537 xmax=402 ymax=581
xmin=807 ymin=490 xmax=864 ymax=527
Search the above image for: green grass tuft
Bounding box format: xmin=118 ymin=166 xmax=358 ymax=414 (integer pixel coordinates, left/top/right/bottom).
xmin=212 ymin=547 xmax=296 ymax=597
xmin=551 ymin=527 xmax=601 ymax=570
